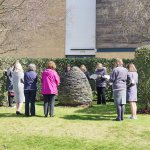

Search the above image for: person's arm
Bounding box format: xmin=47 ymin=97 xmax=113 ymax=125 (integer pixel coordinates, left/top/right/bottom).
xmin=35 ymin=73 xmax=38 ymax=83
xmin=54 ymin=71 xmax=60 ymax=86
xmin=4 ymin=70 xmax=7 ymax=76
xmin=110 ymin=69 xmax=116 ymax=83
xmin=20 ymin=72 xmax=24 ymax=84
xmin=86 ymin=71 xmax=90 ymax=80
xmin=95 ymin=70 xmax=101 ymax=79
xmin=101 ymin=69 xmax=107 ymax=79
xmin=41 ymin=71 xmax=44 ymax=85
xmin=136 ymin=73 xmax=138 ymax=84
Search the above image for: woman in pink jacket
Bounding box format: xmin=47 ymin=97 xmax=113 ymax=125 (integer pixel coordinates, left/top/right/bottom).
xmin=41 ymin=61 xmax=60 ymax=117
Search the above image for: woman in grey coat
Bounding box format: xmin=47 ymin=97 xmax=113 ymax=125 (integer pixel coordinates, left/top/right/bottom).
xmin=12 ymin=61 xmax=25 ymax=115
xmin=110 ymin=58 xmax=128 ymax=121
xmin=127 ymin=63 xmax=138 ymax=119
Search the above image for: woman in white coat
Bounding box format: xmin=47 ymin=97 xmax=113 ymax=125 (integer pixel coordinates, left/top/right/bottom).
xmin=12 ymin=61 xmax=25 ymax=115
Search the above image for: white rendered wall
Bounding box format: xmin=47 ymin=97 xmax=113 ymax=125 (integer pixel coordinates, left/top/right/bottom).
xmin=65 ymin=0 xmax=96 ymax=56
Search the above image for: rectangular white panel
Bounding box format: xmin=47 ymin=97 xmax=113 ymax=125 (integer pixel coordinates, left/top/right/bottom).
xmin=65 ymin=0 xmax=96 ymax=56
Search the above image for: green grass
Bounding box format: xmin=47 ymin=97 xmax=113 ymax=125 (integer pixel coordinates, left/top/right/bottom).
xmin=0 ymin=102 xmax=150 ymax=150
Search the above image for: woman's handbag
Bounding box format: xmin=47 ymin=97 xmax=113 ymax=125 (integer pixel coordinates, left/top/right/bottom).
xmin=127 ymin=74 xmax=135 ymax=88
xmin=8 ymin=92 xmax=15 ymax=96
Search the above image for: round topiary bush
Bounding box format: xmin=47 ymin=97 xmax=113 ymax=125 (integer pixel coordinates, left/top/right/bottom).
xmin=135 ymin=45 xmax=150 ymax=110
xmin=58 ymin=66 xmax=93 ymax=106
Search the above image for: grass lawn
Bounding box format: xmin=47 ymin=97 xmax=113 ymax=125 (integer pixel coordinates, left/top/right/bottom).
xmin=0 ymin=101 xmax=150 ymax=150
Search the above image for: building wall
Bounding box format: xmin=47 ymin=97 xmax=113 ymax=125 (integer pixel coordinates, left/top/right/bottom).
xmin=96 ymin=0 xmax=143 ymax=60
xmin=96 ymin=52 xmax=135 ymax=59
xmin=96 ymin=0 xmax=142 ymax=49
xmin=4 ymin=0 xmax=66 ymax=58
xmin=3 ymin=0 xmax=142 ymax=59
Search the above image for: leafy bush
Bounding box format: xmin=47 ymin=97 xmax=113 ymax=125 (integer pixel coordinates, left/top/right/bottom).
xmin=135 ymin=45 xmax=150 ymax=110
xmin=0 ymin=57 xmax=132 ymax=105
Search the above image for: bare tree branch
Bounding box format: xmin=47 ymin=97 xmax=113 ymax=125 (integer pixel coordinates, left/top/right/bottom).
xmin=0 ymin=0 xmax=26 ymax=14
xmin=0 ymin=0 xmax=5 ymax=6
xmin=0 ymin=48 xmax=17 ymax=54
xmin=0 ymin=0 xmax=65 ymax=54
xmin=115 ymin=0 xmax=150 ymax=43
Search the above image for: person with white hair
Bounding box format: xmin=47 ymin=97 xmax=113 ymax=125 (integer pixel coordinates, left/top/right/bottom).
xmin=24 ymin=64 xmax=37 ymax=116
xmin=12 ymin=61 xmax=25 ymax=115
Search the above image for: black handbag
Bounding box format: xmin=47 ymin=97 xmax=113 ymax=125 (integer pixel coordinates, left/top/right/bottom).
xmin=127 ymin=74 xmax=135 ymax=88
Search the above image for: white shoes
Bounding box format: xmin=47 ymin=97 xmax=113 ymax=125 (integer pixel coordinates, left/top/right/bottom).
xmin=129 ymin=116 xmax=137 ymax=120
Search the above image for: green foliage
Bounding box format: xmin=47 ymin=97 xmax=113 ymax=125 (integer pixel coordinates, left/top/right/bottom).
xmin=0 ymin=57 xmax=133 ymax=105
xmin=135 ymin=45 xmax=150 ymax=109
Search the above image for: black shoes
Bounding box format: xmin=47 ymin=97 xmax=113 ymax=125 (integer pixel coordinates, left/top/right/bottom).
xmin=114 ymin=117 xmax=124 ymax=121
xmin=115 ymin=118 xmax=121 ymax=121
xmin=16 ymin=111 xmax=23 ymax=115
xmin=45 ymin=114 xmax=54 ymax=117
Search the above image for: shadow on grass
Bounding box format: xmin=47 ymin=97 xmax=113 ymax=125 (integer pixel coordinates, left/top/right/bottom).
xmin=0 ymin=113 xmax=25 ymax=118
xmin=61 ymin=103 xmax=131 ymax=121
xmin=61 ymin=114 xmax=115 ymax=121
xmin=61 ymin=103 xmax=116 ymax=121
xmin=35 ymin=101 xmax=60 ymax=107
xmin=75 ymin=103 xmax=130 ymax=115
xmin=75 ymin=103 xmax=116 ymax=115
xmin=0 ymin=113 xmax=44 ymax=118
xmin=35 ymin=101 xmax=43 ymax=106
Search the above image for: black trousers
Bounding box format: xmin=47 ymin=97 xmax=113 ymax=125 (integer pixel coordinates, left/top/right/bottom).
xmin=97 ymin=87 xmax=106 ymax=104
xmin=24 ymin=90 xmax=36 ymax=116
xmin=8 ymin=95 xmax=14 ymax=107
xmin=43 ymin=94 xmax=55 ymax=117
xmin=116 ymin=104 xmax=125 ymax=120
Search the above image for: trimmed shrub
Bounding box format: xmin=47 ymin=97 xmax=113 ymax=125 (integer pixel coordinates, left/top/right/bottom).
xmin=135 ymin=45 xmax=150 ymax=110
xmin=59 ymin=67 xmax=93 ymax=106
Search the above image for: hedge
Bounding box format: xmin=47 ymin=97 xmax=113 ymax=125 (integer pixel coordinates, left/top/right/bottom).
xmin=135 ymin=45 xmax=150 ymax=110
xmin=0 ymin=57 xmax=133 ymax=106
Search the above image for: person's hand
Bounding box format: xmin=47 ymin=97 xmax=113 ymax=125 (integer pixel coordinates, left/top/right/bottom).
xmin=97 ymin=75 xmax=102 ymax=78
xmin=109 ymin=82 xmax=113 ymax=86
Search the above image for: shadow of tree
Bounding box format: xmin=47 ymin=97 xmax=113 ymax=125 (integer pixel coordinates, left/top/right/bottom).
xmin=75 ymin=103 xmax=116 ymax=115
xmin=61 ymin=103 xmax=131 ymax=121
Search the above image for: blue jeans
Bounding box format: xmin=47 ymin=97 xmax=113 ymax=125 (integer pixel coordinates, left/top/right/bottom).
xmin=43 ymin=94 xmax=55 ymax=117
xmin=24 ymin=90 xmax=36 ymax=116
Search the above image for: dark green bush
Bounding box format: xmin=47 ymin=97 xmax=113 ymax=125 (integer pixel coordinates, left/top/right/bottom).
xmin=135 ymin=45 xmax=150 ymax=110
xmin=0 ymin=57 xmax=132 ymax=105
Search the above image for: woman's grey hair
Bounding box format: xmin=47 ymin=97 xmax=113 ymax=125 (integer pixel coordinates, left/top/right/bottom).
xmin=28 ymin=64 xmax=36 ymax=71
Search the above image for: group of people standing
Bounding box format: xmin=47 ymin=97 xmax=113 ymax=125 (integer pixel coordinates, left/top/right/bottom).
xmin=5 ymin=58 xmax=138 ymax=121
xmin=110 ymin=59 xmax=138 ymax=121
xmin=79 ymin=59 xmax=138 ymax=121
xmin=5 ymin=60 xmax=60 ymax=117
